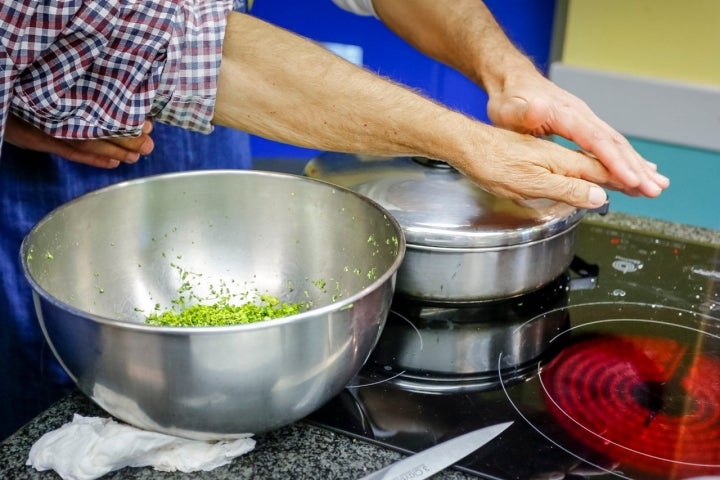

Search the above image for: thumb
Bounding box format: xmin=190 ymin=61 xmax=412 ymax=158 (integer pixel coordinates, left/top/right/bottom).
xmin=551 ymin=178 xmax=608 ymax=209
xmin=489 ymin=96 xmax=551 ymax=133
xmin=489 ymin=96 xmax=528 ymax=130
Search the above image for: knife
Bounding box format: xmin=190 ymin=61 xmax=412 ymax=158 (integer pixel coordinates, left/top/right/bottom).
xmin=357 ymin=421 xmax=513 ymax=480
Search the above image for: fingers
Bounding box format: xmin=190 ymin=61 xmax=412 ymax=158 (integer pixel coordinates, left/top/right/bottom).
xmin=541 ymin=96 xmax=670 ymax=197
xmin=49 ymin=146 xmax=123 ymax=169
xmin=544 ymin=146 xmax=648 ymax=204
xmin=564 ymin=111 xmax=669 ymax=196
xmin=546 ymin=153 xmax=609 ymax=209
xmin=69 ymin=135 xmax=153 ymax=163
xmin=486 ymin=75 xmax=669 ymax=199
xmin=37 ymin=137 xmax=131 ymax=169
xmin=4 ymin=115 xmax=155 ymax=168
xmin=473 ymin=165 xmax=609 ymax=210
xmin=69 ymin=120 xmax=155 ymax=161
xmin=105 ymin=119 xmax=155 ymax=156
xmin=457 ymin=134 xmax=617 ymax=210
xmin=532 ymin=175 xmax=608 ymax=209
xmin=518 ymin=158 xmax=610 ymax=209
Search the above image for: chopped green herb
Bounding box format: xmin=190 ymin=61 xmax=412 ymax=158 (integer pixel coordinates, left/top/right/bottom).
xmin=146 ymin=294 xmax=302 ymax=327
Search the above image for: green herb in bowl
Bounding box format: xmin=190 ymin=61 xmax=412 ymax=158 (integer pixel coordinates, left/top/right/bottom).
xmin=146 ymin=294 xmax=303 ymax=327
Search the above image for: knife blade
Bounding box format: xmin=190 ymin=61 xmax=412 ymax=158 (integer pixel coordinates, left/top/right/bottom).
xmin=357 ymin=421 xmax=512 ymax=480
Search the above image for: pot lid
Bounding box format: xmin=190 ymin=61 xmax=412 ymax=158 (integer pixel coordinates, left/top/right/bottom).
xmin=304 ymin=153 xmax=588 ymax=248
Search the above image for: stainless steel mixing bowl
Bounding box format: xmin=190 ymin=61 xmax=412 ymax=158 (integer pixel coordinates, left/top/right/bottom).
xmin=21 ymin=170 xmax=405 ymax=440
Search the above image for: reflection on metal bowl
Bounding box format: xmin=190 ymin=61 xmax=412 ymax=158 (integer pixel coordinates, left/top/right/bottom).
xmin=21 ymin=170 xmax=405 ymax=439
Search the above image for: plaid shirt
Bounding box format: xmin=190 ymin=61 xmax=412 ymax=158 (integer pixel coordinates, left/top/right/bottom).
xmin=0 ymin=0 xmax=243 ymax=147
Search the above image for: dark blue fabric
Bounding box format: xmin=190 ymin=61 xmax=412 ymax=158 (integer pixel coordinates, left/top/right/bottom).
xmin=0 ymin=123 xmax=251 ymax=440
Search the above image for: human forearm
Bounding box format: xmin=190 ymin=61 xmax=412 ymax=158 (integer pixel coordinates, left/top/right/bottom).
xmin=213 ymin=12 xmax=622 ymax=210
xmin=371 ymin=0 xmax=536 ymax=95
xmin=213 ymin=13 xmax=486 ymax=163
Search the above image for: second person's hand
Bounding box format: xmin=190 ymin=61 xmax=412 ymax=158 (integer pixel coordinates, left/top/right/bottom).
xmin=5 ymin=116 xmax=155 ymax=168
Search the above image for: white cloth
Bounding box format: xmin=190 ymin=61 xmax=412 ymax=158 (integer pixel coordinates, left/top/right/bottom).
xmin=26 ymin=415 xmax=255 ymax=480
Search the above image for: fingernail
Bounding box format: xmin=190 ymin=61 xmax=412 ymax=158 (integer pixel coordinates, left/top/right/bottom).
xmin=588 ymin=185 xmax=607 ymax=207
xmin=655 ymin=173 xmax=670 ymax=188
xmin=125 ymin=152 xmax=140 ymax=163
xmin=139 ymin=138 xmax=154 ymax=155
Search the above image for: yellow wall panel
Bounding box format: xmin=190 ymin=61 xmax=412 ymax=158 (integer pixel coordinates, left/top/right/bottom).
xmin=563 ymin=0 xmax=720 ymax=86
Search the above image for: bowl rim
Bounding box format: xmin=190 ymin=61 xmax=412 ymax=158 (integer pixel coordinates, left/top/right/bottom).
xmin=20 ymin=169 xmax=407 ymax=334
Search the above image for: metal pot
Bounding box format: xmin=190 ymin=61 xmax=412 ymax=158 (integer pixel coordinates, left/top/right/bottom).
xmin=21 ymin=170 xmax=405 ymax=439
xmin=305 ymin=153 xmax=603 ymax=303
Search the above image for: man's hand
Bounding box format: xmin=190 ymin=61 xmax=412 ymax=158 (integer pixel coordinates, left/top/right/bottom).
xmin=371 ymin=0 xmax=669 ymax=202
xmin=5 ymin=115 xmax=154 ymax=168
xmin=486 ymin=73 xmax=669 ymax=198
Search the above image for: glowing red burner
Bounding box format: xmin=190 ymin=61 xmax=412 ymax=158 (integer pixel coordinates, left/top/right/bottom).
xmin=542 ymin=334 xmax=720 ymax=478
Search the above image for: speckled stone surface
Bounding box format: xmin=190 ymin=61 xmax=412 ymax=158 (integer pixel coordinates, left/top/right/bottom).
xmin=0 ymin=391 xmax=473 ymax=479
xmin=586 ymin=211 xmax=720 ymax=246
xmin=2 ymin=210 xmax=717 ymax=479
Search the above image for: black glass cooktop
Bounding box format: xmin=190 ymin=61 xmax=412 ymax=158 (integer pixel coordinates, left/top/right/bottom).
xmin=308 ymin=221 xmax=720 ymax=479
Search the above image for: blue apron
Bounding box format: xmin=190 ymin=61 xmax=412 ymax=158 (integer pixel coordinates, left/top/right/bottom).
xmin=0 ymin=123 xmax=251 ymax=439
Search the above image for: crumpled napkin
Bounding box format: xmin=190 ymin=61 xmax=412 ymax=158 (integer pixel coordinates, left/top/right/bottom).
xmin=27 ymin=414 xmax=255 ymax=480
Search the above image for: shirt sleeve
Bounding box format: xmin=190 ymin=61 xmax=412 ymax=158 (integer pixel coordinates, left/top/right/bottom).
xmin=6 ymin=0 xmax=236 ymax=140
xmin=9 ymin=1 xmax=177 ymax=140
xmin=330 ymin=0 xmax=378 ymax=18
xmin=0 ymin=59 xmax=13 ymax=154
xmin=150 ymin=1 xmax=235 ymax=134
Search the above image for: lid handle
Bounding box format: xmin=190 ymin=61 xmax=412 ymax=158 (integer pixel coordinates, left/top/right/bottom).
xmin=412 ymin=157 xmax=454 ymax=170
xmin=588 ymin=200 xmax=610 ymax=216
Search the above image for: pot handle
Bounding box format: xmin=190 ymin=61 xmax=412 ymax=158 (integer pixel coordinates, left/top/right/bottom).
xmin=411 ymin=156 xmax=454 ymax=169
xmin=569 ymin=256 xmax=600 ymax=291
xmin=587 ymin=199 xmax=610 ymax=216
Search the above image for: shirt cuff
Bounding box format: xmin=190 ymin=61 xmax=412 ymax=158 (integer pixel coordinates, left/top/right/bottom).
xmin=151 ymin=1 xmax=236 ymax=134
xmin=330 ymin=0 xmax=378 ymax=18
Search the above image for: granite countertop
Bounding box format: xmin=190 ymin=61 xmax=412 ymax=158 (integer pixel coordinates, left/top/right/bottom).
xmin=1 ymin=207 xmax=718 ymax=479
xmin=0 ymin=390 xmax=471 ymax=480
xmin=585 ymin=211 xmax=720 ymax=247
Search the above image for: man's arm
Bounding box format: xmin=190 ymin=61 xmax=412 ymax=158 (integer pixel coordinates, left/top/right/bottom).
xmin=368 ymin=0 xmax=668 ymax=198
xmin=214 ymin=12 xmax=614 ymax=208
xmin=369 ymin=0 xmax=529 ymax=94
